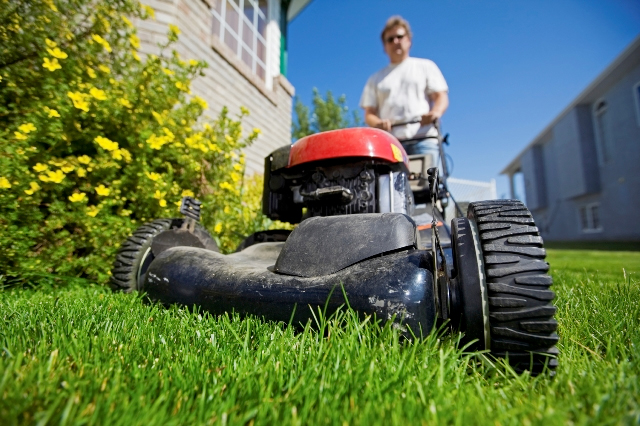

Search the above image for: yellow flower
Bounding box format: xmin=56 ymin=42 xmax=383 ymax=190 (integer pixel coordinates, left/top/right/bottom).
xmin=47 ymin=47 xmax=68 ymax=59
xmin=117 ymin=149 xmax=132 ymax=162
xmin=86 ymin=205 xmax=100 ymax=217
xmin=129 ymin=34 xmax=140 ymax=49
xmin=230 ymin=172 xmax=241 ymax=183
xmin=162 ymin=128 xmax=175 ymax=141
xmin=122 ymin=15 xmax=133 ymax=28
xmin=253 ymin=127 xmax=262 ymax=135
xmin=90 ymin=87 xmax=107 ymax=100
xmin=43 ymin=57 xmax=61 ymax=71
xmin=233 ymin=163 xmax=243 ymax=171
xmin=219 ymin=181 xmax=233 ymax=191
xmin=67 ymin=91 xmax=89 ymax=112
xmin=61 ymin=165 xmax=74 ymax=173
xmin=14 ymin=131 xmax=28 ymax=140
xmin=189 ymin=59 xmax=199 ymax=66
xmin=24 ymin=181 xmax=40 ymax=195
xmin=45 ymin=38 xmax=57 ymax=48
xmin=45 ymin=107 xmax=60 ymax=118
xmin=132 ymin=51 xmax=141 ymax=61
xmin=77 ymin=155 xmax=91 ymax=164
xmin=146 ymin=134 xmax=167 ymax=150
xmin=76 ymin=168 xmax=87 ymax=177
xmin=33 ymin=163 xmax=48 ymax=172
xmin=240 ymin=106 xmax=250 ymax=115
xmin=120 ymin=209 xmax=132 ymax=216
xmin=98 ymin=65 xmax=110 ymax=74
xmin=39 ymin=169 xmax=65 ymax=183
xmin=181 ymin=189 xmax=194 ymax=197
xmin=19 ymin=123 xmax=36 ymax=133
xmin=162 ymin=68 xmax=174 ymax=76
xmin=192 ymin=96 xmax=208 ymax=109
xmin=91 ymin=34 xmax=112 ymax=52
xmin=0 ymin=177 xmax=11 ymax=189
xmin=69 ymin=192 xmax=86 ymax=202
xmin=87 ymin=67 xmax=97 ymax=78
xmin=94 ymin=136 xmax=119 ymax=151
xmin=214 ymin=223 xmax=222 ymax=233
xmin=169 ymin=24 xmax=180 ymax=36
xmin=44 ymin=0 xmax=57 ymax=12
xmin=151 ymin=111 xmax=164 ymax=125
xmin=95 ymin=184 xmax=110 ymax=196
xmin=146 ymin=172 xmax=161 ymax=181
xmin=158 ymin=199 xmax=167 ymax=207
xmin=153 ymin=190 xmax=164 ymax=199
xmin=118 ymin=98 xmax=132 ymax=108
xmin=143 ymin=5 xmax=155 ymax=19
xmin=175 ymin=81 xmax=190 ymax=92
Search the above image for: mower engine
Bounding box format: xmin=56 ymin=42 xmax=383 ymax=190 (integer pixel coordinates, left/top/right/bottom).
xmin=263 ymin=129 xmax=414 ymax=224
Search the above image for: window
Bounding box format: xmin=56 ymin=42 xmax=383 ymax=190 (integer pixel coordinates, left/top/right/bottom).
xmin=579 ymin=203 xmax=602 ymax=233
xmin=634 ymin=82 xmax=640 ymax=127
xmin=212 ymin=0 xmax=268 ymax=81
xmin=593 ymin=100 xmax=612 ymax=165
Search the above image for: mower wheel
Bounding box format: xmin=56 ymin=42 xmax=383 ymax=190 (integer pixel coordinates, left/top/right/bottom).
xmin=467 ymin=200 xmax=559 ymax=374
xmin=110 ymin=219 xmax=217 ymax=292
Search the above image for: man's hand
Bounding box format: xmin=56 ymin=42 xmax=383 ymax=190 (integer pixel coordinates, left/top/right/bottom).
xmin=364 ymin=107 xmax=392 ymax=132
xmin=374 ymin=118 xmax=392 ymax=132
xmin=420 ymin=111 xmax=442 ymax=125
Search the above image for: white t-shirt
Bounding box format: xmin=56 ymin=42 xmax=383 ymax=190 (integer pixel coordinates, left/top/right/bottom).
xmin=360 ymin=57 xmax=448 ymax=140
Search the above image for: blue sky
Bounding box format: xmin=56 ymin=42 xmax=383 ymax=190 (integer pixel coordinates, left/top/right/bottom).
xmin=287 ymin=0 xmax=640 ymax=198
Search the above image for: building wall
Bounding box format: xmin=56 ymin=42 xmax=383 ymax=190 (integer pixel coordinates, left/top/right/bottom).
xmin=523 ymin=62 xmax=640 ymax=241
xmin=136 ymin=0 xmax=294 ymax=175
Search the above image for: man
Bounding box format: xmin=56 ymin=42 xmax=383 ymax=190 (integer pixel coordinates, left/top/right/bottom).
xmin=360 ymin=16 xmax=449 ymax=160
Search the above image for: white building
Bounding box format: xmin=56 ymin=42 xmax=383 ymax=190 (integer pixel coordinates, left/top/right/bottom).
xmin=137 ymin=0 xmax=312 ymax=174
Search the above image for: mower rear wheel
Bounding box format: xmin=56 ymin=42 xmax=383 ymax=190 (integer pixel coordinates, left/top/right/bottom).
xmin=467 ymin=199 xmax=559 ymax=374
xmin=110 ymin=219 xmax=217 ymax=293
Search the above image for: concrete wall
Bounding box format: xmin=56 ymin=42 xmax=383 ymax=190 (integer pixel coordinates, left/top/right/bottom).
xmin=523 ymin=62 xmax=640 ymax=241
xmin=136 ymin=0 xmax=294 ymax=175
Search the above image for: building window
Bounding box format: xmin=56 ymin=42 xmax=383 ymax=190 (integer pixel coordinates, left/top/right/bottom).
xmin=634 ymin=82 xmax=640 ymax=127
xmin=593 ymin=100 xmax=612 ymax=164
xmin=579 ymin=203 xmax=602 ymax=233
xmin=212 ymin=0 xmax=268 ymax=81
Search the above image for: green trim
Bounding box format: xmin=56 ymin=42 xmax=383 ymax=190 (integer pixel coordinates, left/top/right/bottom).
xmin=279 ymin=0 xmax=291 ymax=76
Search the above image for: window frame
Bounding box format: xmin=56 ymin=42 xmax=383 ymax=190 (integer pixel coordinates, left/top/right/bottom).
xmin=633 ymin=81 xmax=640 ymax=127
xmin=579 ymin=202 xmax=603 ymax=234
xmin=211 ymin=0 xmax=269 ymax=82
xmin=592 ymin=98 xmax=610 ymax=166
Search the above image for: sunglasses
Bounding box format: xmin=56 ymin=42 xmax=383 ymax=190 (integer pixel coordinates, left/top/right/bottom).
xmin=385 ymin=34 xmax=406 ymax=44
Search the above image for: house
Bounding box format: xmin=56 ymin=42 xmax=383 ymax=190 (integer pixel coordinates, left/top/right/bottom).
xmin=501 ymin=35 xmax=640 ymax=242
xmin=136 ymin=0 xmax=312 ymax=174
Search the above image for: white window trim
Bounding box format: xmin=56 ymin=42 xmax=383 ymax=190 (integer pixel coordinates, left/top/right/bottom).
xmin=633 ymin=81 xmax=640 ymax=127
xmin=579 ymin=202 xmax=603 ymax=234
xmin=592 ymin=98 xmax=609 ymax=166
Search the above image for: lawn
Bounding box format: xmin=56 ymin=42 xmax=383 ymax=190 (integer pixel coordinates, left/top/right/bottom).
xmin=1 ymin=248 xmax=639 ymax=425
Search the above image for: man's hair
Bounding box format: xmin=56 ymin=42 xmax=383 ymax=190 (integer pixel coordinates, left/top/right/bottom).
xmin=380 ymin=16 xmax=413 ymax=43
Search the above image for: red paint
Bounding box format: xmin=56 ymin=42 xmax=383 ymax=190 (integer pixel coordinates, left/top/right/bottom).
xmin=289 ymin=128 xmax=409 ymax=168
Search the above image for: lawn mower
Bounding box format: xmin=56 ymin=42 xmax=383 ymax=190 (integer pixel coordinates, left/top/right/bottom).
xmin=110 ymin=124 xmax=558 ymax=373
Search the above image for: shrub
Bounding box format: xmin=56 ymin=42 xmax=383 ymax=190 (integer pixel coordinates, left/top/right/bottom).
xmin=0 ymin=0 xmax=269 ymax=283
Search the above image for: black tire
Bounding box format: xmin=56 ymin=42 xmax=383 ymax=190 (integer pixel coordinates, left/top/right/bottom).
xmin=467 ymin=199 xmax=559 ymax=374
xmin=110 ymin=218 xmax=217 ymax=292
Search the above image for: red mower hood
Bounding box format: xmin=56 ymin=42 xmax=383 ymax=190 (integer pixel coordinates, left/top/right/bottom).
xmin=289 ymin=128 xmax=409 ymax=169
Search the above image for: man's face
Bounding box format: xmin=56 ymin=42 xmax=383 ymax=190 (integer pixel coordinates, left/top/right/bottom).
xmin=383 ymin=25 xmax=411 ymax=63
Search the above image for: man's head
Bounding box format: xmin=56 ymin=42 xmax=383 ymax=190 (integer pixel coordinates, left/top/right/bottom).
xmin=381 ymin=16 xmax=412 ymax=64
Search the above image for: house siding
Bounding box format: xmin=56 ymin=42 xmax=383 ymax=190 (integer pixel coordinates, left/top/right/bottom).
xmin=521 ymin=60 xmax=640 ymax=241
xmin=136 ymin=0 xmax=294 ymax=176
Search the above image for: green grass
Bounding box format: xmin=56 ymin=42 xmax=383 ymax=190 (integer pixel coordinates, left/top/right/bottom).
xmin=1 ymin=249 xmax=639 ymax=425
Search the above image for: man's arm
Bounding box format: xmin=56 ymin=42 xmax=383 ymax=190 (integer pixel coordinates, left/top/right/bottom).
xmin=421 ymin=91 xmax=449 ymax=125
xmin=364 ymin=106 xmax=391 ymax=132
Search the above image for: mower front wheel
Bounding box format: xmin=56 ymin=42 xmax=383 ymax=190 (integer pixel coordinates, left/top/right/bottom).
xmin=452 ymin=200 xmax=559 ymax=374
